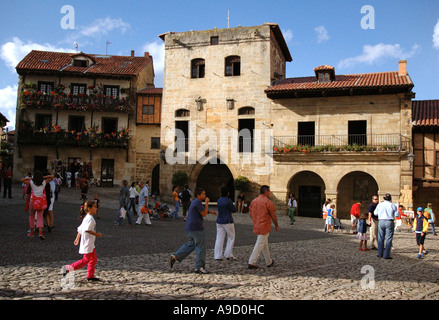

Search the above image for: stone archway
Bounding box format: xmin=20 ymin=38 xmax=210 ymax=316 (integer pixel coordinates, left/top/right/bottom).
xmin=195 ymin=158 xmax=234 ymax=202
xmin=288 ymin=171 xmax=326 ymax=218
xmin=336 ymin=171 xmax=379 ymax=219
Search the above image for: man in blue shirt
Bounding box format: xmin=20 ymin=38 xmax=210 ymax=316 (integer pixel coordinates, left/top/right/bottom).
xmin=168 ymin=188 xmax=216 ymax=274
xmin=214 ymin=187 xmax=237 ymax=260
xmin=375 ymin=193 xmax=399 ymax=259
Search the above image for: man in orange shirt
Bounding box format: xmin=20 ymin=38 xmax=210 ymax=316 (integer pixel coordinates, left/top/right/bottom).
xmin=248 ymin=185 xmax=279 ymax=269
xmin=350 ymin=201 xmax=362 ymax=234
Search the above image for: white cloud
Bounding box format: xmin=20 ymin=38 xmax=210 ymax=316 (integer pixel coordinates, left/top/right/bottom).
xmin=338 ymin=43 xmax=420 ymax=69
xmin=282 ymin=29 xmax=293 ymax=43
xmin=433 ymin=19 xmax=439 ymax=49
xmin=79 ymin=17 xmax=130 ymax=38
xmin=0 ymin=37 xmax=71 ymax=72
xmin=0 ymin=85 xmax=18 ymax=130
xmin=314 ymin=26 xmax=329 ymax=43
xmin=140 ymin=40 xmax=165 ymax=87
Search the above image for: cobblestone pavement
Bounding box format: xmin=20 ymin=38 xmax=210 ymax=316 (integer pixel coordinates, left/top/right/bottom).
xmin=0 ymin=183 xmax=438 ymax=303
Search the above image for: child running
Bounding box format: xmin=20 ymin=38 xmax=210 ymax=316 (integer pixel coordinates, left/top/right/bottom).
xmin=413 ymin=207 xmax=429 ymax=259
xmin=63 ymin=201 xmax=102 ymax=281
xmin=357 ymin=212 xmax=370 ymax=251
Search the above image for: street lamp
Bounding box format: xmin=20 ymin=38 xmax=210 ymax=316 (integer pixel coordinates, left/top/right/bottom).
xmin=160 ymin=149 xmax=166 ymax=163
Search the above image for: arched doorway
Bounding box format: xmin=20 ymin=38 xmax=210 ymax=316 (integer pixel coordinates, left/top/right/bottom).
xmin=288 ymin=171 xmax=326 ymax=218
xmin=196 ymin=159 xmax=234 ymax=202
xmin=336 ymin=171 xmax=379 ymax=219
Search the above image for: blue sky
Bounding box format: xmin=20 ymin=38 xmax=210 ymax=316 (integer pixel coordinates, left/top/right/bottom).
xmin=1 ymin=0 xmax=439 ymax=129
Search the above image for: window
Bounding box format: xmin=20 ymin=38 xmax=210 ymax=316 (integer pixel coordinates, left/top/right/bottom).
xmin=238 ymin=119 xmax=254 ymax=153
xmin=175 ymin=109 xmax=190 ymax=117
xmin=35 ymin=114 xmax=52 ymax=130
xmin=348 ymin=120 xmax=367 ymax=146
xmin=238 ymin=107 xmax=255 ymax=116
xmin=73 ymin=59 xmax=88 ymax=67
xmin=102 ymin=117 xmax=118 ymax=134
xmin=225 ymin=56 xmax=241 ymax=76
xmin=71 ymin=83 xmax=87 ymax=95
xmin=175 ymin=121 xmax=189 ymax=152
xmin=38 ymin=81 xmax=54 ymax=94
xmin=318 ymin=72 xmax=330 ymax=83
xmin=151 ymin=137 xmax=160 ymax=149
xmin=191 ymin=59 xmax=205 ymax=79
xmin=142 ymin=105 xmax=154 ymax=115
xmin=104 ymin=85 xmax=119 ymax=98
xmin=298 ymin=122 xmax=315 ymax=146
xmin=210 ymin=36 xmax=219 ymax=45
xmin=69 ymin=116 xmax=85 ymax=132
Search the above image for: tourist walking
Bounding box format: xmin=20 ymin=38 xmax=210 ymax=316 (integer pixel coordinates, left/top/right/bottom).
xmin=248 ymin=185 xmax=279 ymax=269
xmin=350 ymin=201 xmax=362 ymax=234
xmin=375 ymin=193 xmax=399 ymax=259
xmin=116 ymin=180 xmax=132 ymax=226
xmin=21 ymin=171 xmax=54 ymax=240
xmin=128 ymin=182 xmax=139 ymax=217
xmin=214 ymin=187 xmax=237 ymax=260
xmin=135 ymin=181 xmax=152 ymax=225
xmin=322 ymin=199 xmax=331 ymax=232
xmin=62 ymin=201 xmax=102 ymax=281
xmin=170 ymin=185 xmax=180 ymax=219
xmin=168 ymin=188 xmax=216 ymax=274
xmin=2 ymin=166 xmax=13 ymax=198
xmin=326 ymin=203 xmax=336 ymax=233
xmin=413 ymin=207 xmax=429 ymax=258
xmin=367 ymin=195 xmax=379 ymax=249
xmin=357 ymin=212 xmax=370 ymax=251
xmin=287 ymin=193 xmax=297 ymax=225
xmin=424 ymin=203 xmax=437 ymax=235
xmin=181 ymin=184 xmax=192 ymax=221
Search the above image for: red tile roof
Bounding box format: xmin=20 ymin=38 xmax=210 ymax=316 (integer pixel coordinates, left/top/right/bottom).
xmin=16 ymin=50 xmax=152 ymax=77
xmin=137 ymin=87 xmax=163 ymax=95
xmin=266 ymin=70 xmax=414 ymax=98
xmin=412 ymin=100 xmax=439 ymax=127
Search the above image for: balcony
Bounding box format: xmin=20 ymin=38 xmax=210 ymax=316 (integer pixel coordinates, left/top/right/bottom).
xmin=17 ymin=125 xmax=130 ymax=149
xmin=273 ymin=134 xmax=411 ymax=153
xmin=20 ymin=91 xmax=131 ymax=113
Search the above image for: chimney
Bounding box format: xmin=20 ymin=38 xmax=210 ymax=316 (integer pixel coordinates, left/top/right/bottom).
xmin=144 ymin=52 xmax=150 ymax=58
xmin=131 ymin=50 xmax=135 ymax=57
xmin=398 ymin=60 xmax=407 ymax=76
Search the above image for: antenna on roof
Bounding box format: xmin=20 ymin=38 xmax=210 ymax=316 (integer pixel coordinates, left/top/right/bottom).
xmin=106 ymin=40 xmax=111 ymax=55
xmin=74 ymin=42 xmax=79 ymax=52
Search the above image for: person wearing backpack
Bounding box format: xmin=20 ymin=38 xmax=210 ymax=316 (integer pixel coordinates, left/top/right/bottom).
xmin=424 ymin=203 xmax=437 ymax=236
xmin=21 ymin=171 xmax=54 ymax=240
xmin=181 ymin=184 xmax=192 ymax=221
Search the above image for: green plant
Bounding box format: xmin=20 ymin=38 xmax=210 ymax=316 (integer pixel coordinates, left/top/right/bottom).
xmin=172 ymin=171 xmax=189 ymax=187
xmin=234 ymin=176 xmax=250 ymax=192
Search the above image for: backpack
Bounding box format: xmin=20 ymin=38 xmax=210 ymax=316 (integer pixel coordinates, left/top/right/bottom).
xmin=424 ymin=209 xmax=431 ymax=220
xmin=181 ymin=189 xmax=191 ymax=202
xmin=32 ymin=189 xmax=47 ymax=211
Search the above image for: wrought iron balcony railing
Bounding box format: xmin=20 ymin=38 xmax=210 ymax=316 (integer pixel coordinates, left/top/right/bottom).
xmin=20 ymin=92 xmax=131 ymax=113
xmin=273 ymin=134 xmax=411 ymax=153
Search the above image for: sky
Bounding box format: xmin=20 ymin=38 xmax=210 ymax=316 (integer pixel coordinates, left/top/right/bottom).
xmin=1 ymin=0 xmax=439 ymax=130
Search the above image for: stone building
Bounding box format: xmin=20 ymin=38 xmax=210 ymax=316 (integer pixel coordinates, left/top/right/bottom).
xmin=412 ymin=99 xmax=439 ymax=224
xmin=158 ymin=23 xmax=415 ymax=219
xmin=14 ymin=50 xmax=155 ymax=185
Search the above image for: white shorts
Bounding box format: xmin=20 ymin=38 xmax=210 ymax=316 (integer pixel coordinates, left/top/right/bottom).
xmin=351 ymin=215 xmax=358 ymax=224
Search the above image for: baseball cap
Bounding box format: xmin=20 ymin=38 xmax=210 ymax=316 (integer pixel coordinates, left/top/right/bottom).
xmin=417 ymin=207 xmax=423 ymax=212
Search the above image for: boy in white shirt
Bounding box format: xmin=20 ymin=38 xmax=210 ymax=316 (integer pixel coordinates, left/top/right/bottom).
xmin=63 ymin=201 xmax=102 ymax=281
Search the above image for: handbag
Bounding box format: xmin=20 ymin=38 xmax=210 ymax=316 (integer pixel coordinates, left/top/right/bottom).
xmin=32 ymin=189 xmax=47 ymax=211
xmin=119 ymin=207 xmax=127 ymax=219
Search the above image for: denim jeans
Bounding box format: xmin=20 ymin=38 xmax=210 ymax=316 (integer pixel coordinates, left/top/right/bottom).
xmin=378 ymin=219 xmax=394 ymax=258
xmin=174 ymin=230 xmax=206 ymax=270
xmin=170 ymin=201 xmax=180 ymax=219
xmin=128 ymin=198 xmax=136 ymax=215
